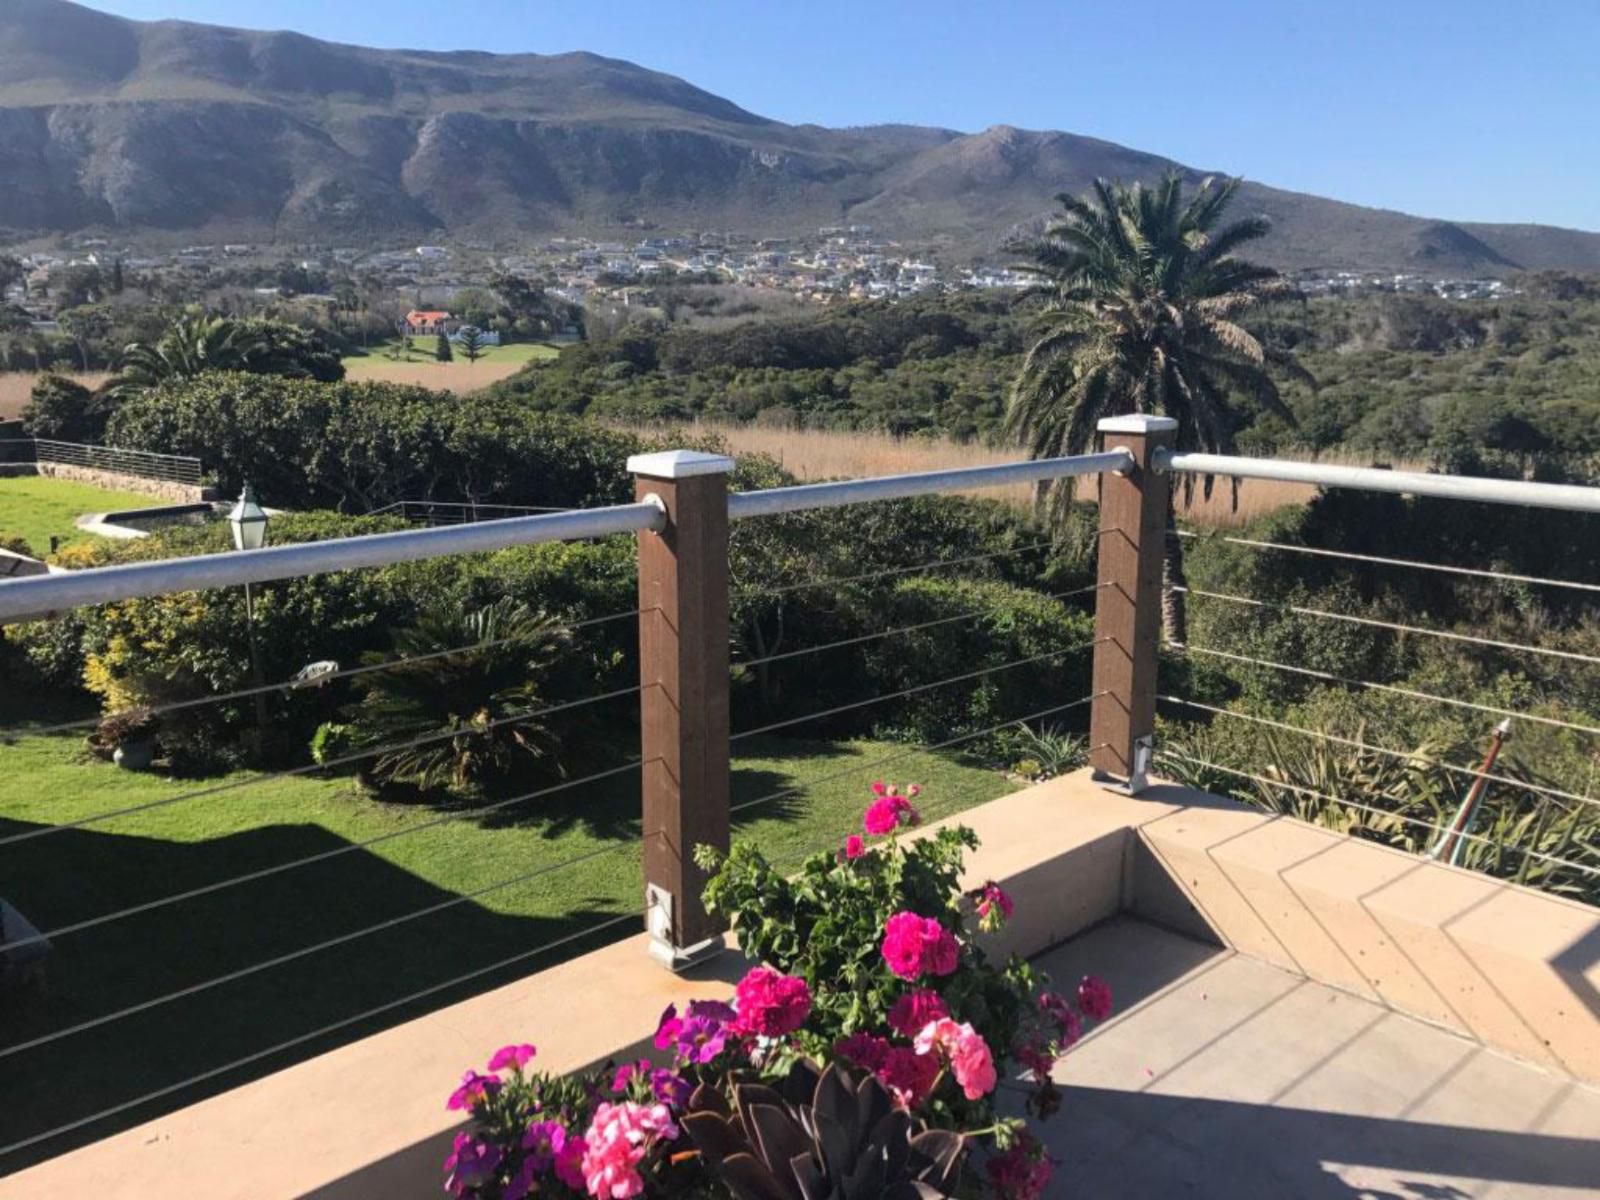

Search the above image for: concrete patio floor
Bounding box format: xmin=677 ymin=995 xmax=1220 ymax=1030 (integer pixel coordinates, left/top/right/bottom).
xmin=1024 ymin=918 xmax=1600 ymax=1198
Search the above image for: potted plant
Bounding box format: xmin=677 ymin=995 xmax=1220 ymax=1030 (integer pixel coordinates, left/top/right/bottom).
xmin=442 ymin=781 xmax=1110 ymax=1198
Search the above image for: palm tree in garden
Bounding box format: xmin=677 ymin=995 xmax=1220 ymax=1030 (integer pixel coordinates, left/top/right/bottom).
xmin=112 ymin=313 xmax=266 ymax=397
xmin=1007 ymin=173 xmax=1309 ymax=643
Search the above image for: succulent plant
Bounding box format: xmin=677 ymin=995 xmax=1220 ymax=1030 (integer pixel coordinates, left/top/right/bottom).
xmin=682 ymin=1060 xmax=966 ymax=1200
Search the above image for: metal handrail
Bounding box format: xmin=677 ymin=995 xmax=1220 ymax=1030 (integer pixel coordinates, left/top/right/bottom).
xmin=1160 ymin=451 xmax=1600 ymax=514
xmin=727 ymin=448 xmax=1133 ymax=519
xmin=0 ymin=501 xmax=667 ymax=623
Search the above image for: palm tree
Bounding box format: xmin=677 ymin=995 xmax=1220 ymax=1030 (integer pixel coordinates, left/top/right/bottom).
xmin=1007 ymin=173 xmax=1309 ymax=642
xmin=112 ymin=313 xmax=267 ymax=397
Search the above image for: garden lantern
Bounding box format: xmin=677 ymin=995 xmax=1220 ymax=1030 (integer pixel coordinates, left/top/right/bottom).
xmin=228 ymin=483 xmax=269 ymax=552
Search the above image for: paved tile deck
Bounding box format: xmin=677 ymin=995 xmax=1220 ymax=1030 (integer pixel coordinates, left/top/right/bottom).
xmin=1022 ymin=918 xmax=1600 ymax=1198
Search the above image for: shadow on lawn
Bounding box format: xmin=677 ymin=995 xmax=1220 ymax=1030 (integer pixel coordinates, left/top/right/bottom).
xmin=0 ymin=738 xmax=861 ymax=1175
xmin=0 ymin=814 xmax=630 ymax=1176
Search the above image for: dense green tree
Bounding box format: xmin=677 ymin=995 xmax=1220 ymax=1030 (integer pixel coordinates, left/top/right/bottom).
xmin=1006 ymin=174 xmax=1308 ymax=641
xmin=20 ymin=374 xmax=112 ymax=443
xmin=435 ymin=332 xmax=453 ymax=362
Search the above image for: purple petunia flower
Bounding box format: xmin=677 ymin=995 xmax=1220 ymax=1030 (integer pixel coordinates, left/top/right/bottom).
xmin=487 ymin=1042 xmax=536 ymax=1073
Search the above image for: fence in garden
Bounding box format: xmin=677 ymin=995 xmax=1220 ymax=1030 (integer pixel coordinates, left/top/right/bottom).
xmin=365 ymin=499 xmax=569 ymax=525
xmin=0 ymin=438 xmax=204 ymax=486
xmin=0 ymin=415 xmax=1597 ymax=1163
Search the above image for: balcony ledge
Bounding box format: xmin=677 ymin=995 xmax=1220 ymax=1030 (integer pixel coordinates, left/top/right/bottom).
xmin=6 ymin=771 xmax=1597 ymax=1200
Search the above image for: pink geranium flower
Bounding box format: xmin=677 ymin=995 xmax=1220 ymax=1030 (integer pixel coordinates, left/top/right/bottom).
xmin=581 ymin=1101 xmax=677 ymax=1200
xmin=843 ymin=834 xmax=865 ymax=860
xmin=733 ymin=966 xmax=812 ymax=1037
xmin=914 ymin=1018 xmax=997 ymax=1100
xmin=863 ymin=790 xmax=920 ymax=836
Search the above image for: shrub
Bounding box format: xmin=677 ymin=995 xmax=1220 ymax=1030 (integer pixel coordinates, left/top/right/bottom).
xmin=860 ymin=575 xmax=1095 ymax=747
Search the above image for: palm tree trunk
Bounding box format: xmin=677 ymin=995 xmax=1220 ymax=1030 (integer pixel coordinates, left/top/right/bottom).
xmin=1161 ymin=504 xmax=1188 ymax=646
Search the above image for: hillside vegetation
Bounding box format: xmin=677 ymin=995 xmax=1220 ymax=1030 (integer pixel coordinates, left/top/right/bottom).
xmin=491 ymin=277 xmax=1600 ymax=479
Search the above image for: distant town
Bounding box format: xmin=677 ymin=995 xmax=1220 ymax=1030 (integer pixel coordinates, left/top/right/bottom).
xmin=2 ymin=226 xmax=1516 ymax=336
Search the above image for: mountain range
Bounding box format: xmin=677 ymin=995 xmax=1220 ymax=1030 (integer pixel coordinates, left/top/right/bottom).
xmin=3 ymin=0 xmax=1598 ymax=274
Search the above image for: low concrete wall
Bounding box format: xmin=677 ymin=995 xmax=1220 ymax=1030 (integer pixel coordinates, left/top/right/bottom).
xmin=7 ymin=773 xmax=1595 ymax=1200
xmin=0 ymin=461 xmax=205 ymax=503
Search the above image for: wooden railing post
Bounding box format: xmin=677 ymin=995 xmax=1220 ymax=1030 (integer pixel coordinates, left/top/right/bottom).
xmin=629 ymin=449 xmax=734 ymax=969
xmin=1088 ymin=415 xmax=1176 ymax=793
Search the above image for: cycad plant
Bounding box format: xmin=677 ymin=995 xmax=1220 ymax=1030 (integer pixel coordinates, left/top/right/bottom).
xmin=1008 ymin=173 xmax=1309 ymax=642
xmin=347 ymin=598 xmax=570 ymax=797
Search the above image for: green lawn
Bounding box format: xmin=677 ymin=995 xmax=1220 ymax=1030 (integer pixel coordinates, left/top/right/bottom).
xmin=0 ymin=727 xmax=1010 ymax=1166
xmin=342 ymin=339 xmax=560 ymax=373
xmin=0 ymin=476 xmax=160 ymax=555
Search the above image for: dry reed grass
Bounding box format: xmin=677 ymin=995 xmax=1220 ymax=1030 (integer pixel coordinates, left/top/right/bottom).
xmin=0 ymin=372 xmax=113 ymax=421
xmin=338 ymin=359 xmax=529 ymax=392
xmin=619 ymin=420 xmax=1428 ymax=528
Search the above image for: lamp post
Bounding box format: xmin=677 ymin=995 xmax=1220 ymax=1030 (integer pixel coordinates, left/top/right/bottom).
xmin=228 ymin=484 xmax=271 ymax=739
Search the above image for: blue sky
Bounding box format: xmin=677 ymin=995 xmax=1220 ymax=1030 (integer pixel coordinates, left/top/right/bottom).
xmin=90 ymin=0 xmax=1600 ymax=230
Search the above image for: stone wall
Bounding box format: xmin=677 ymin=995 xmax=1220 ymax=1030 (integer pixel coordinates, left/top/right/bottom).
xmin=10 ymin=462 xmax=207 ymax=503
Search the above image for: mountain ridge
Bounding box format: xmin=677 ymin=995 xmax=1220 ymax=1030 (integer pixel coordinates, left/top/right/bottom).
xmin=2 ymin=0 xmax=1597 ymax=274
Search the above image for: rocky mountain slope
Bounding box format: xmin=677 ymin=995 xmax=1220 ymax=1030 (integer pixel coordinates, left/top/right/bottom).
xmin=2 ymin=0 xmax=1596 ymax=273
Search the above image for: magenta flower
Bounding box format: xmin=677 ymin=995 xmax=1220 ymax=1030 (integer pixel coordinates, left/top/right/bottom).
xmin=612 ymin=1059 xmax=651 ymax=1094
xmin=844 ymin=834 xmax=865 ymax=860
xmin=1039 ymin=990 xmax=1084 ymax=1050
xmin=1077 ymin=974 xmax=1113 ymax=1021
xmin=887 ymin=988 xmax=949 ymax=1037
xmin=834 ymin=1031 xmax=891 ymax=1071
xmin=655 ymin=1000 xmax=734 ymax=1063
xmin=552 ymin=1128 xmax=587 ymax=1191
xmin=986 ymin=1132 xmax=1056 ymax=1200
xmin=871 ymin=780 xmax=889 ymax=796
xmin=924 ymin=923 xmax=959 ymax=976
xmin=678 ymin=1012 xmax=731 ymax=1063
xmin=733 ymin=965 xmax=812 ymax=1037
xmin=876 ymin=1044 xmax=940 ymax=1109
xmin=863 ymin=797 xmax=901 ymax=835
xmin=445 ymin=1069 xmax=501 ymax=1112
xmin=521 ymin=1119 xmax=568 ymax=1173
xmin=486 ymin=1042 xmax=536 ymax=1073
xmin=653 ymin=1003 xmax=681 ymax=1051
xmin=881 ymin=911 xmax=931 ymax=979
xmin=864 ymin=791 xmax=920 ymax=835
xmin=442 ymin=1132 xmax=502 ymax=1196
xmin=687 ymin=998 xmax=737 ymax=1024
xmin=651 ymin=1066 xmax=692 ymax=1108
xmin=974 ymin=881 xmax=1015 ymax=931
xmin=881 ymin=912 xmax=959 ymax=980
